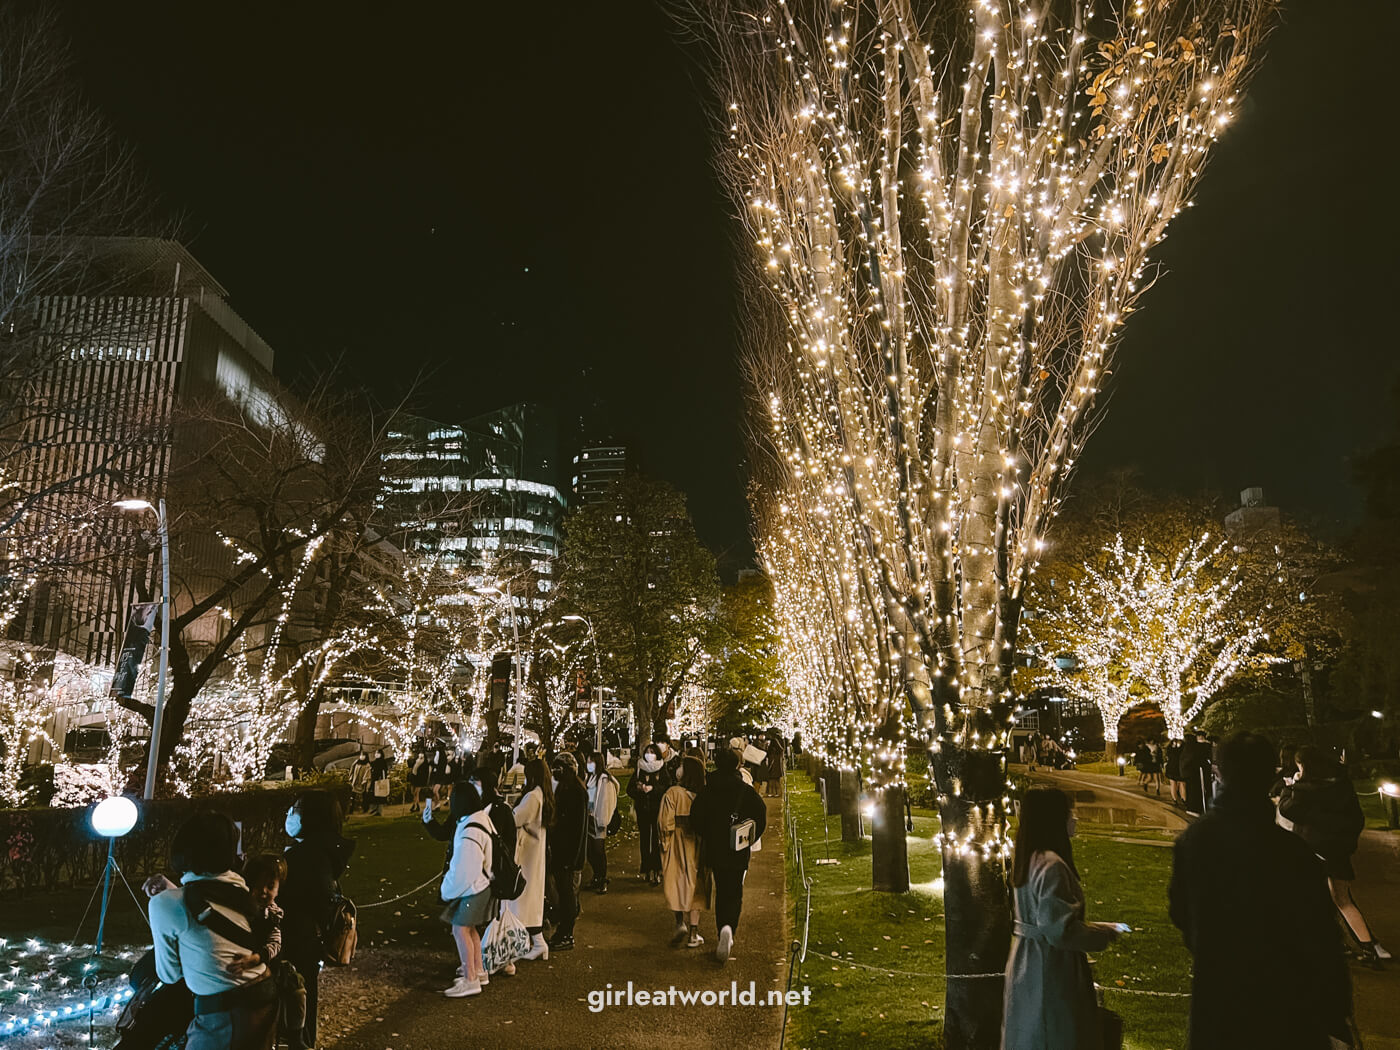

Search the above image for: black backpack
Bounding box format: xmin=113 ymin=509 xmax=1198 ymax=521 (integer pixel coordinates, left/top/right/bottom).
xmin=468 ymin=824 xmax=526 ymax=902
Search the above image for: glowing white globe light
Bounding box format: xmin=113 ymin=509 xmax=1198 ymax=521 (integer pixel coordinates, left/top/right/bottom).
xmin=91 ymin=796 xmax=138 ymax=838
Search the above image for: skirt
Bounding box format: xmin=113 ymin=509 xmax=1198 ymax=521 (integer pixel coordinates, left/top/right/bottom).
xmin=442 ymin=889 xmax=494 ymax=927
xmin=1321 ymin=852 xmax=1356 ymax=881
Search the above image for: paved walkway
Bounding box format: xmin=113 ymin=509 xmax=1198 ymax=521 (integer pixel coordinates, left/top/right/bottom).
xmin=1026 ymin=765 xmax=1400 ymax=1050
xmin=319 ymin=796 xmax=789 ymax=1050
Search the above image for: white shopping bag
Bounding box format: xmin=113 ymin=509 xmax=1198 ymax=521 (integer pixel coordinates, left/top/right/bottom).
xmin=481 ymin=905 xmax=531 ymax=974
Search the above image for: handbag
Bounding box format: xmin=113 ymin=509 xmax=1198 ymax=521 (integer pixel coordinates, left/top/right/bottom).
xmin=481 ymin=906 xmax=532 ymax=974
xmin=372 ymin=777 xmax=390 ymax=799
xmin=1098 ymin=1005 xmax=1123 ymax=1050
xmin=729 ymin=818 xmax=756 ymax=851
xmin=322 ymin=895 xmax=358 ymax=966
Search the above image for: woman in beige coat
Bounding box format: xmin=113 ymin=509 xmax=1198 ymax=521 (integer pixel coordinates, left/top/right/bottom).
xmin=659 ymin=756 xmax=710 ymax=948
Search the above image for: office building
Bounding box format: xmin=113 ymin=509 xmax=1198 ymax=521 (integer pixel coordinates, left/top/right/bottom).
xmin=17 ymin=238 xmax=282 ymax=667
xmin=571 ymin=443 xmax=628 ymax=505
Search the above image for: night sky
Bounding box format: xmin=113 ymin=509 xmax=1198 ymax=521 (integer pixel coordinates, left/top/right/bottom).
xmin=57 ymin=1 xmax=1397 ymax=560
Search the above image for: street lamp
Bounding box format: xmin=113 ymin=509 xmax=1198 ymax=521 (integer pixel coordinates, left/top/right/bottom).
xmin=562 ymin=614 xmax=604 ymax=753
xmin=90 ymin=796 xmax=138 ymax=954
xmin=114 ymin=499 xmax=169 ymax=801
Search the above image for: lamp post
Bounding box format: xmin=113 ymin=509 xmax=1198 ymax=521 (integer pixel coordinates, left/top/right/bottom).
xmin=114 ymin=499 xmax=169 ymax=801
xmin=90 ymin=796 xmax=138 ymax=954
xmin=562 ymin=614 xmax=603 ymax=754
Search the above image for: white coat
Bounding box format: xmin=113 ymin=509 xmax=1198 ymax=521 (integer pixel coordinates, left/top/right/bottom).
xmin=505 ymin=786 xmax=547 ymax=927
xmin=1002 ymin=850 xmax=1115 ymax=1050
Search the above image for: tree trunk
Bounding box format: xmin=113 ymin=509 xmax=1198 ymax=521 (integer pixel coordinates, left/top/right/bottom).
xmin=933 ymin=741 xmax=1012 ymax=1050
xmin=839 ymin=768 xmax=862 ymax=842
xmin=291 ymin=683 xmax=325 ymax=769
xmin=871 ymin=784 xmax=909 ymax=893
xmin=1104 ymin=737 xmax=1117 ymax=763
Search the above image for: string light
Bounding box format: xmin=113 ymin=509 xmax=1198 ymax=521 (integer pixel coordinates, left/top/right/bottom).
xmin=707 ymin=0 xmax=1275 ymax=874
xmin=1027 ymin=533 xmax=1271 ymax=742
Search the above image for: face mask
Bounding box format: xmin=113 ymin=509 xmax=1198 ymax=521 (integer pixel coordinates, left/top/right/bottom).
xmin=551 ymin=777 xmax=559 ymax=791
xmin=285 ymin=809 xmax=303 ymax=840
xmin=586 ymin=762 xmax=596 ymax=774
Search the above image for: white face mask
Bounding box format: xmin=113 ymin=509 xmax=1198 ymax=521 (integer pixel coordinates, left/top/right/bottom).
xmin=551 ymin=777 xmax=559 ymax=791
xmin=285 ymin=809 xmax=303 ymax=840
xmin=586 ymin=762 xmax=596 ymax=774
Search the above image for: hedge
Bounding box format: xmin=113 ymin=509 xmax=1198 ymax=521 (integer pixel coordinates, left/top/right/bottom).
xmin=0 ymin=782 xmax=351 ymax=897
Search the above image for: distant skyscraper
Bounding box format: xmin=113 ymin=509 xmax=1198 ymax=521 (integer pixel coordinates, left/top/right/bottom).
xmin=382 ymin=401 xmax=566 ymax=570
xmin=572 ymin=444 xmax=628 ymax=505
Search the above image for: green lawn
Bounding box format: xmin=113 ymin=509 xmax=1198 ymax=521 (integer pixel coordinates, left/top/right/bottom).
xmin=782 ymin=774 xmax=1192 ymax=1050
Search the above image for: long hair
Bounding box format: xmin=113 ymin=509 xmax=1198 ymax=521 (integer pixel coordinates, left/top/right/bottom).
xmin=678 ymin=755 xmax=706 ymax=792
xmin=524 ymin=756 xmax=556 ymax=826
xmin=1011 ymin=788 xmax=1076 ymax=888
xmin=1295 ymin=744 xmax=1339 ymax=780
xmin=448 ymin=780 xmax=483 ymax=824
xmin=291 ymin=790 xmax=343 ymax=840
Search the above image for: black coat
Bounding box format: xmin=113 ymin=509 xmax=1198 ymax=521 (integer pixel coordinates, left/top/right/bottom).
xmin=551 ymin=779 xmax=588 ymax=871
xmin=281 ymin=833 xmax=355 ymax=961
xmin=1168 ymin=790 xmax=1350 ymax=1050
xmin=1279 ymin=775 xmax=1365 ymax=862
xmin=627 ymin=765 xmax=669 ymax=819
xmin=689 ymin=771 xmax=768 ymax=871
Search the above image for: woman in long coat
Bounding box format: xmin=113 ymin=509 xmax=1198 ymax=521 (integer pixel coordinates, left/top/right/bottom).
xmin=506 ymin=757 xmax=554 ymax=962
xmin=1003 ymin=788 xmax=1123 ymax=1050
xmin=658 ymin=755 xmax=710 ymax=948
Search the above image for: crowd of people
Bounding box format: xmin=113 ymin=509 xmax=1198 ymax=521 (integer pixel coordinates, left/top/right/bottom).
xmin=127 ymin=729 xmax=780 ymax=1047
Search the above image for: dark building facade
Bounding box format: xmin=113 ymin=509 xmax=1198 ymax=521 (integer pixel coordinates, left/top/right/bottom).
xmin=19 ymin=239 xmax=282 ymax=668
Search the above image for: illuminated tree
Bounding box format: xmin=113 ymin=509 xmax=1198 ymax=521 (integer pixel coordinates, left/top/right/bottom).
xmin=1030 ymin=533 xmax=1268 ymax=751
xmin=694 ymin=0 xmax=1277 ymax=1041
xmin=561 ymin=475 xmax=720 ymax=747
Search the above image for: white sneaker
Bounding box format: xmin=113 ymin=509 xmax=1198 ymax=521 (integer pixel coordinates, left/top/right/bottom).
xmin=478 ymin=971 xmax=489 ymax=985
xmin=687 ymin=931 xmax=705 ymax=948
xmin=443 ymin=977 xmax=481 ymax=998
xmin=716 ymin=925 xmax=733 ymax=962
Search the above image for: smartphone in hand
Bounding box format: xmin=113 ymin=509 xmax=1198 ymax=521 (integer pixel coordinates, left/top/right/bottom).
xmin=422 ymin=798 xmax=433 ymax=823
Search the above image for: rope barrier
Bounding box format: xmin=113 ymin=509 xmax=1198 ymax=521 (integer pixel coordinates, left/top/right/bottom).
xmin=357 ymin=874 xmax=441 ymax=910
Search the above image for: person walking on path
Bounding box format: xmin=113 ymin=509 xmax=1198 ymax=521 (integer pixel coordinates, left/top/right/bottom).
xmin=548 ymin=753 xmax=588 ymax=953
xmin=1002 ymin=787 xmax=1124 ymax=1050
xmin=689 ymin=748 xmax=767 ymax=963
xmin=280 ymin=791 xmax=354 ymax=1050
xmin=429 ymin=748 xmax=452 ymax=803
xmin=506 ymin=757 xmax=554 ymax=962
xmin=408 ymin=749 xmax=431 ymax=815
xmin=1164 ymin=738 xmax=1185 ymax=806
xmin=1169 ymin=732 xmax=1353 ymax=1050
xmin=764 ymin=731 xmax=785 ymax=799
xmin=368 ymin=749 xmax=391 ymax=816
xmin=659 ymin=755 xmax=710 ymax=948
xmin=348 ymin=751 xmax=372 ymax=815
xmin=439 ymin=782 xmax=495 ymax=999
xmin=582 ymin=748 xmax=619 ymax=895
xmin=148 ymin=813 xmax=279 ymax=1050
xmin=629 ymin=744 xmax=668 ymax=885
xmin=1279 ymin=745 xmax=1389 ymax=967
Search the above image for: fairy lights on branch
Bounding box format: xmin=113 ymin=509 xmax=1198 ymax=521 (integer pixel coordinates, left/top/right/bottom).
xmin=1028 ymin=532 xmax=1270 ymax=741
xmin=707 ymin=0 xmax=1274 ymax=776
